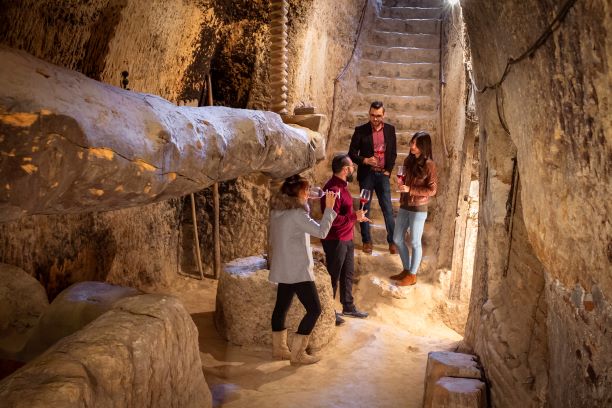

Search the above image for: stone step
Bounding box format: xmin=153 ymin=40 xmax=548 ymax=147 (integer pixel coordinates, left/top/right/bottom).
xmin=353 ymin=219 xmax=438 ymax=252
xmin=350 ymin=93 xmax=438 ymax=114
xmin=360 ymin=59 xmax=439 ymax=80
xmin=362 ymin=45 xmax=439 ymax=64
xmin=380 ymin=6 xmax=444 ymax=20
xmin=368 ymin=30 xmax=439 ymax=49
xmin=346 ymin=111 xmax=438 ymax=132
xmin=430 ymin=378 xmax=487 ymax=408
xmin=335 ymin=128 xmax=437 ymax=151
xmin=357 ymin=75 xmax=439 ymax=96
xmin=383 ymin=0 xmax=444 ymax=7
xmin=375 ymin=17 xmax=440 ymax=35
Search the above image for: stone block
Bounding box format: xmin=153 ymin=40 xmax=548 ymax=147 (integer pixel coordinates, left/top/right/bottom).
xmin=21 ymin=281 xmax=140 ymax=360
xmin=282 ymin=114 xmax=327 ymax=133
xmin=0 ymin=264 xmax=48 ymax=359
xmin=431 ymin=377 xmax=487 ymax=408
xmin=215 ymin=256 xmax=335 ymax=351
xmin=423 ymin=351 xmax=482 ymax=407
xmin=0 ymin=294 xmax=212 ymax=407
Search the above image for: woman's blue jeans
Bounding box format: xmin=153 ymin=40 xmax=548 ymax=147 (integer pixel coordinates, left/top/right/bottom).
xmin=392 ymin=209 xmax=428 ymax=274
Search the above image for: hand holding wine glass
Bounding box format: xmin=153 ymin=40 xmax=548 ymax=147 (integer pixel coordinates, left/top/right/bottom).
xmin=355 ymin=209 xmax=371 ymax=223
xmin=359 ymin=189 xmax=371 ymax=210
xmin=396 ymin=165 xmax=406 ymax=192
xmin=324 ymin=189 xmax=337 ymax=209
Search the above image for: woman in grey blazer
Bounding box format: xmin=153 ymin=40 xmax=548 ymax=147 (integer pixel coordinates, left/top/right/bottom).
xmin=269 ymin=175 xmax=337 ymax=365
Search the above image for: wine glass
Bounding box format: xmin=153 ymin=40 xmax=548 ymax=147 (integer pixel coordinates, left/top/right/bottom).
xmin=308 ymin=186 xmax=340 ymax=200
xmin=359 ymin=189 xmax=371 ymax=210
xmin=396 ymin=165 xmax=406 ymax=192
xmin=374 ymin=144 xmax=385 ymax=167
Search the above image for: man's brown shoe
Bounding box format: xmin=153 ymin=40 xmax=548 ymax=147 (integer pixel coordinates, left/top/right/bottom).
xmin=389 ymin=243 xmax=398 ymax=254
xmin=390 ymin=269 xmax=410 ymax=281
xmin=397 ymin=273 xmax=417 ymax=286
xmin=362 ymin=242 xmax=373 ymax=254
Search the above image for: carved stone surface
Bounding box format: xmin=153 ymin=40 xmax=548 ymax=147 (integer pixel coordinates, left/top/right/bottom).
xmin=20 ymin=281 xmax=141 ymax=360
xmin=0 ymin=46 xmax=324 ymax=223
xmin=0 ymin=294 xmax=212 ymax=408
xmin=215 ymin=256 xmax=335 ymax=351
xmin=431 ymin=377 xmax=487 ymax=408
xmin=0 ymin=264 xmax=48 ymax=359
xmin=461 ymin=1 xmax=611 ymax=406
xmin=423 ymin=351 xmax=482 ymax=408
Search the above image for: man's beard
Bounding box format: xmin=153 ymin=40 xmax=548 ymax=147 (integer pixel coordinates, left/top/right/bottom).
xmin=347 ymin=173 xmax=354 ymax=183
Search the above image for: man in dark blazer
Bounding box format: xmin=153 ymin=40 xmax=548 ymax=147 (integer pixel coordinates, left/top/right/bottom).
xmin=348 ymin=101 xmax=397 ymax=254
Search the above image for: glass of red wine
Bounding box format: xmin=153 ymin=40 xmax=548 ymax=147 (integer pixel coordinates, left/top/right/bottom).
xmin=374 ymin=144 xmax=385 ymax=167
xmin=396 ymin=165 xmax=406 ymax=192
xmin=359 ymin=189 xmax=371 ymax=210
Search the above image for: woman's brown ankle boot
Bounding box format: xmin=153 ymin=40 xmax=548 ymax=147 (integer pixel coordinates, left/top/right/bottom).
xmin=390 ymin=269 xmax=410 ymax=281
xmin=397 ymin=273 xmax=417 ymax=286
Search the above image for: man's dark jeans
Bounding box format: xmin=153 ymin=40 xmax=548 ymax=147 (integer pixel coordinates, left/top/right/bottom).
xmin=359 ymin=171 xmax=395 ymax=244
xmin=321 ymin=239 xmax=355 ymax=309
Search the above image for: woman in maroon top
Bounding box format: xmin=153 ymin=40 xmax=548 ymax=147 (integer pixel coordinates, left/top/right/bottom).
xmin=391 ymin=131 xmax=438 ymax=286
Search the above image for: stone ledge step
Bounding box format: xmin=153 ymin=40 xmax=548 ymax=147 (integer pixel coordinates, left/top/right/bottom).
xmin=383 ymin=0 xmax=444 ymax=7
xmin=359 ymin=60 xmax=439 ymax=80
xmin=335 ymin=128 xmax=438 ymax=150
xmin=375 ymin=17 xmax=441 ymax=35
xmin=380 ymin=6 xmax=444 ymax=20
xmin=349 ymin=93 xmax=438 ymax=115
xmin=368 ymin=30 xmax=439 ymax=49
xmin=362 ymin=45 xmax=440 ymax=64
xmin=357 ymin=76 xmax=439 ymax=98
xmin=345 ymin=111 xmax=438 ymax=132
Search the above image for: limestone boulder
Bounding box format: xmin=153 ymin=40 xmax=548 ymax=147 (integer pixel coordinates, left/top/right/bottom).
xmin=21 ymin=281 xmax=140 ymax=360
xmin=431 ymin=377 xmax=487 ymax=408
xmin=215 ymin=256 xmax=335 ymax=351
xmin=0 ymin=294 xmax=211 ymax=408
xmin=0 ymin=264 xmax=48 ymax=359
xmin=423 ymin=351 xmax=482 ymax=408
xmin=0 ymin=46 xmax=325 ymax=223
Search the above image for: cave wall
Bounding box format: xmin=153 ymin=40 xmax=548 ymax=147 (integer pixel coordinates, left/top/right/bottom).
xmin=0 ymin=0 xmax=364 ymax=295
xmin=435 ymin=4 xmax=469 ymax=271
xmin=462 ymin=0 xmax=611 ymax=406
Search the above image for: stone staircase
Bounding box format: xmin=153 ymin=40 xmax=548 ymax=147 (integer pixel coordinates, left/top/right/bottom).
xmin=334 ymin=0 xmax=443 ymax=254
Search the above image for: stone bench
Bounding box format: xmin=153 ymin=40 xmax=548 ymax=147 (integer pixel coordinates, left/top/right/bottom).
xmin=214 ymin=256 xmax=335 ymax=351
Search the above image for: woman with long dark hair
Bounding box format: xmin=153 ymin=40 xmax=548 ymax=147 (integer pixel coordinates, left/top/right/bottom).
xmin=268 ymin=174 xmax=337 ymax=365
xmin=391 ymin=131 xmax=438 ymax=286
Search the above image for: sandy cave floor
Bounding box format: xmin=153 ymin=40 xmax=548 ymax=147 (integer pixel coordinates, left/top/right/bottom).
xmin=166 ymin=247 xmax=463 ymax=408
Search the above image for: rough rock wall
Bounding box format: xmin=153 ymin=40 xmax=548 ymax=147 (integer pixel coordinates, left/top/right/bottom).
xmin=0 ymin=201 xmax=181 ymax=299
xmin=462 ymin=1 xmax=611 ymax=406
xmin=0 ymin=0 xmax=205 ymax=102
xmin=0 ymin=0 xmax=208 ymax=294
xmin=285 ymin=0 xmax=365 ymax=124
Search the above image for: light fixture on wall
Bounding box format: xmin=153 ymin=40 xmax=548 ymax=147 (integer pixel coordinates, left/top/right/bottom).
xmin=447 ymin=0 xmax=460 ymax=5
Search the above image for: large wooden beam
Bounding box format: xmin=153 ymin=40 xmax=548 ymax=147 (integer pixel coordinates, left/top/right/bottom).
xmin=0 ymin=46 xmax=324 ymax=223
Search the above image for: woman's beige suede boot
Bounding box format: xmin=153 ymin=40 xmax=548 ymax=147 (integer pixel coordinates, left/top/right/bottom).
xmin=272 ymin=329 xmax=291 ymax=360
xmin=290 ymin=334 xmax=320 ymax=365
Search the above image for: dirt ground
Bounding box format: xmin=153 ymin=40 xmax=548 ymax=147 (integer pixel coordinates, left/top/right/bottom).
xmin=167 ymin=247 xmax=463 ymax=408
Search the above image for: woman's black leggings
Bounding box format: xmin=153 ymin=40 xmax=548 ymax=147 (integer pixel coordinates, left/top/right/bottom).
xmin=271 ymin=281 xmax=322 ymax=335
